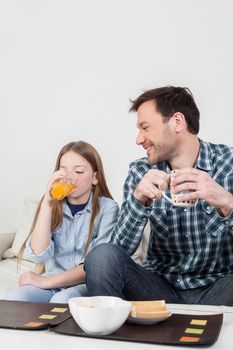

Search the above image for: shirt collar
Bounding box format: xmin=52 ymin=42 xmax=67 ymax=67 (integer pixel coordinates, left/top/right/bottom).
xmin=154 ymin=139 xmax=213 ymax=173
xmin=62 ymin=192 xmax=93 ymax=218
xmin=195 ymin=139 xmax=213 ymax=171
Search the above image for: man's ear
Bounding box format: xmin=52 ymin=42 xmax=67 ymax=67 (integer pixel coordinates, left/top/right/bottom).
xmin=92 ymin=172 xmax=98 ymax=185
xmin=173 ymin=112 xmax=186 ymax=133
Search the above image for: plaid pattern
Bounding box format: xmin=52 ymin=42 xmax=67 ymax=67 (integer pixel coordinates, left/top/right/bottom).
xmin=112 ymin=140 xmax=233 ymax=289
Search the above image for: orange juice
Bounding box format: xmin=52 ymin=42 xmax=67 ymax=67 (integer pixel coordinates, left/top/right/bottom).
xmin=50 ymin=181 xmax=76 ymax=200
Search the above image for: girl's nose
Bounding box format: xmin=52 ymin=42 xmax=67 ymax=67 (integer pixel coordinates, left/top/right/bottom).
xmin=66 ymin=171 xmax=75 ymax=181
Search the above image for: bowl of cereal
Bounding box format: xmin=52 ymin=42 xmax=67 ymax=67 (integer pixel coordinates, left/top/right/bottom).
xmin=68 ymin=296 xmax=132 ymax=335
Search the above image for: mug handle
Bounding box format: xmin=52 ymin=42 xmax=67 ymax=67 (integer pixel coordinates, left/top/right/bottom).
xmin=161 ymin=191 xmax=173 ymax=205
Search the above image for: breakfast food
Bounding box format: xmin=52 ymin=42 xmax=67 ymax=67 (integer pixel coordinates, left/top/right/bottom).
xmin=130 ymin=300 xmax=169 ymax=319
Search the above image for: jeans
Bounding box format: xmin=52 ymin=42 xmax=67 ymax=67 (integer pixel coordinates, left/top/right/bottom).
xmin=5 ymin=283 xmax=88 ymax=303
xmin=84 ymin=243 xmax=233 ymax=306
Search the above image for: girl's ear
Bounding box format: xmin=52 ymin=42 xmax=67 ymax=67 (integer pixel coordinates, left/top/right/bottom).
xmin=92 ymin=172 xmax=98 ymax=185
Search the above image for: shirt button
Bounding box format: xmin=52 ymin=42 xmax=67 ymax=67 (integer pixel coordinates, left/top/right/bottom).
xmin=177 ymin=279 xmax=180 ymax=282
xmin=147 ymin=210 xmax=151 ymax=215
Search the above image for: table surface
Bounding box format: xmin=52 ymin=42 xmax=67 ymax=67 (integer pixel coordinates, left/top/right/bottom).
xmin=1 ymin=304 xmax=233 ymax=350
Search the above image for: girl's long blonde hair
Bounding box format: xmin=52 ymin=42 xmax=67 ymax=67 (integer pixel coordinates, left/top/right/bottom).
xmin=18 ymin=141 xmax=113 ymax=270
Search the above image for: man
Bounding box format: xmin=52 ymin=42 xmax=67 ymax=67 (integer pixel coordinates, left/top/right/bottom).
xmin=85 ymin=86 xmax=233 ymax=305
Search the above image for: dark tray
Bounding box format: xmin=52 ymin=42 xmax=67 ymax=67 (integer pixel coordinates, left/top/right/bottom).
xmin=0 ymin=300 xmax=71 ymax=330
xmin=50 ymin=312 xmax=223 ymax=346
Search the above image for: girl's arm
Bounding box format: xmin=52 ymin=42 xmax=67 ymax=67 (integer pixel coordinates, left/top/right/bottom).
xmin=30 ymin=199 xmax=54 ymax=255
xmin=30 ymin=170 xmax=67 ymax=255
xmin=19 ymin=264 xmax=85 ymax=289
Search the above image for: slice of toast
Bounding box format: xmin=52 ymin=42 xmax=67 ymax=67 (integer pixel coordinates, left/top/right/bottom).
xmin=130 ymin=300 xmax=168 ymax=318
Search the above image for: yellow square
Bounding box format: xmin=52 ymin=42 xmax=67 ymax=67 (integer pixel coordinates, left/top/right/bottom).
xmin=38 ymin=314 xmax=57 ymax=320
xmin=51 ymin=307 xmax=68 ymax=313
xmin=185 ymin=328 xmax=204 ymax=335
xmin=190 ymin=319 xmax=207 ymax=326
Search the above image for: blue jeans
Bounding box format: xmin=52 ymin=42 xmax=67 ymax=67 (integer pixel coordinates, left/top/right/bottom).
xmin=5 ymin=284 xmax=88 ymax=303
xmin=84 ymin=243 xmax=233 ymax=306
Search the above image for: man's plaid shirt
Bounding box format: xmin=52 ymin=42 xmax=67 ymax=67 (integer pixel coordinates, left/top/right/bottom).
xmin=112 ymin=140 xmax=233 ymax=290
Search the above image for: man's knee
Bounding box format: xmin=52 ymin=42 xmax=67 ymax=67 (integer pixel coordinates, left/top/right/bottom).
xmin=85 ymin=243 xmax=117 ymax=270
xmin=85 ymin=243 xmax=127 ymax=278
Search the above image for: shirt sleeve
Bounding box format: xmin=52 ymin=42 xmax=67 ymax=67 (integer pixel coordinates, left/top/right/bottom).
xmin=85 ymin=201 xmax=119 ymax=255
xmin=216 ymin=163 xmax=233 ymax=233
xmin=111 ymin=163 xmax=149 ymax=255
xmin=220 ymin=210 xmax=233 ymax=235
xmin=25 ymin=237 xmax=54 ymax=263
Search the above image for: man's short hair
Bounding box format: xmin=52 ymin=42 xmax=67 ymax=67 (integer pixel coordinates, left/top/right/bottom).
xmin=130 ymin=86 xmax=200 ymax=134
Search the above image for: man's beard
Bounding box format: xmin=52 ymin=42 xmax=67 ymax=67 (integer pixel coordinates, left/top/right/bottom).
xmin=148 ymin=142 xmax=177 ymax=164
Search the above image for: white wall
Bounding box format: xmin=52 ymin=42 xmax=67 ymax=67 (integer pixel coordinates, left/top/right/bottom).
xmin=0 ymin=0 xmax=232 ymax=232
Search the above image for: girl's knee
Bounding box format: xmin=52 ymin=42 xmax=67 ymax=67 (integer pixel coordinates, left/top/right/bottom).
xmin=5 ymin=287 xmax=32 ymax=302
xmin=6 ymin=286 xmax=52 ymax=303
xmin=50 ymin=285 xmax=88 ymax=303
xmin=50 ymin=292 xmax=65 ymax=303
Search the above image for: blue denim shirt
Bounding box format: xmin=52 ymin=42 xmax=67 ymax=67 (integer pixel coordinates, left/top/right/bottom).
xmin=26 ymin=194 xmax=119 ymax=276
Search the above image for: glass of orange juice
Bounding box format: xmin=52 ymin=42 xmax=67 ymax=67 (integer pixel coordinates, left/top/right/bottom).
xmin=50 ymin=177 xmax=76 ymax=200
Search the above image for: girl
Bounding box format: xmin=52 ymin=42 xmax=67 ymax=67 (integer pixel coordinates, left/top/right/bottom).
xmin=6 ymin=141 xmax=119 ymax=303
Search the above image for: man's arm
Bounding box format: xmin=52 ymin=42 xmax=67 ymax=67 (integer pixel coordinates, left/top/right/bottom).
xmin=171 ymin=168 xmax=233 ymax=217
xmin=111 ymin=162 xmax=169 ymax=255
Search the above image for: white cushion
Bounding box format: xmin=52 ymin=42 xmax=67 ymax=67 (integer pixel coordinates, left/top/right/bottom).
xmin=132 ymin=223 xmax=150 ymax=265
xmin=0 ymin=232 xmax=15 ymax=259
xmin=2 ymin=197 xmax=39 ymax=260
xmin=0 ymin=257 xmax=36 ymax=299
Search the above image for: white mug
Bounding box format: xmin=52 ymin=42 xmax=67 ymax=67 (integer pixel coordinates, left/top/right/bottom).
xmin=161 ymin=190 xmax=195 ymax=207
xmin=161 ymin=170 xmax=195 ymax=207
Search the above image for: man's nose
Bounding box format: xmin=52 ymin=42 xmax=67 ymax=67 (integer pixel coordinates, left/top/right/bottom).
xmin=136 ymin=131 xmax=145 ymax=145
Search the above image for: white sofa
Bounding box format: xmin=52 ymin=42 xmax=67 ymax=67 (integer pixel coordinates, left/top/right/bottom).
xmin=1 ymin=198 xmax=233 ymax=349
xmin=0 ymin=235 xmax=36 ymax=299
xmin=0 ymin=198 xmax=40 ymax=298
xmin=0 ymin=197 xmax=150 ymax=299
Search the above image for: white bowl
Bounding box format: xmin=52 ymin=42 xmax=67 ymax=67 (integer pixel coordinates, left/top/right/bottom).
xmin=68 ymin=296 xmax=132 ymax=335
